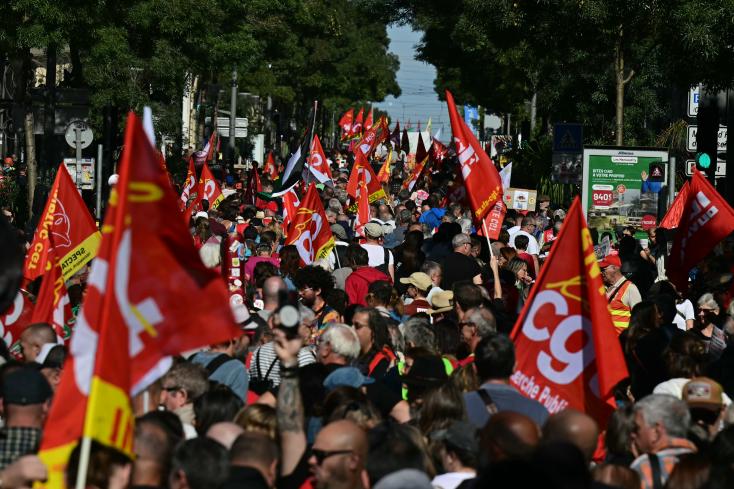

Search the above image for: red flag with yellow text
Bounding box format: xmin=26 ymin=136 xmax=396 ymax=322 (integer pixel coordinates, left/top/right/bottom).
xmin=510 ymin=198 xmax=627 ymax=426
xmin=285 ymin=183 xmax=335 ymax=265
xmin=200 ymin=162 xmax=224 ymax=209
xmin=668 ymin=170 xmax=734 ymax=292
xmin=347 ymin=152 xmax=386 ymax=203
xmin=24 ymin=164 xmax=100 ymax=282
xmin=38 ymin=112 xmax=240 ymax=488
xmin=445 ymin=90 xmax=502 ymax=221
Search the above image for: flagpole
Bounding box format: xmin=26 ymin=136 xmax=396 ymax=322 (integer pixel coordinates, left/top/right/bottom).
xmin=74 ymin=436 xmax=93 ymax=489
xmin=481 ymin=218 xmax=495 ymax=258
xmin=305 ymin=100 xmax=318 ymax=186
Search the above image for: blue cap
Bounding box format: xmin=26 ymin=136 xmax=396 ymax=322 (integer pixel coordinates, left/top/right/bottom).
xmin=323 ymin=367 xmax=375 ymax=391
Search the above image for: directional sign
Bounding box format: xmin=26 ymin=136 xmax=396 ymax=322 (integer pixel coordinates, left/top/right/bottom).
xmin=688 ymin=85 xmax=701 ymax=118
xmin=685 ymin=159 xmax=726 ymax=177
xmin=64 ymin=120 xmax=94 ymax=150
xmin=686 ymin=124 xmax=727 ymax=152
xmin=553 ymin=123 xmax=583 ymax=153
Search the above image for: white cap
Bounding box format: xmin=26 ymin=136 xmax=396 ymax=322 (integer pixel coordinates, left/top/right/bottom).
xmin=108 ymin=174 xmax=119 ymax=186
xmin=35 ymin=342 xmax=59 ymax=365
xmin=195 ymin=211 xmax=208 ymax=219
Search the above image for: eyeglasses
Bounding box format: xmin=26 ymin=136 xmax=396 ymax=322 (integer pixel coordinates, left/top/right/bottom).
xmin=162 ymin=386 xmax=181 ymax=393
xmin=311 ymin=449 xmax=354 ymax=465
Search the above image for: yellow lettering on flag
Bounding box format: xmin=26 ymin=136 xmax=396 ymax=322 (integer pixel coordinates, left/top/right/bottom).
xmin=59 ymin=232 xmax=101 ymax=280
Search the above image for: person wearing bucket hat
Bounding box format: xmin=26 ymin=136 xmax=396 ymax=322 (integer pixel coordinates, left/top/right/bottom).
xmin=428 ymin=290 xmax=454 ymax=316
xmin=400 ymin=272 xmax=432 ymax=316
xmin=401 ymin=355 xmax=448 ymax=405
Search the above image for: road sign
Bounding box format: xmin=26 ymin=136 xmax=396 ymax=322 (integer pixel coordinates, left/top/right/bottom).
xmin=688 ymin=85 xmax=701 ymax=118
xmin=686 ymin=124 xmax=727 ymax=152
xmin=63 ymin=158 xmax=95 ymax=189
xmin=64 ymin=120 xmax=93 ymax=150
xmin=212 ymin=117 xmax=248 ymax=138
xmin=553 ymin=123 xmax=583 ymax=153
xmin=685 ymin=159 xmax=726 ymax=177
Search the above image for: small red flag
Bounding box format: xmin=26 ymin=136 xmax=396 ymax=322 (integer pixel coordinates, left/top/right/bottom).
xmin=403 ymin=134 xmax=430 ymax=191
xmin=308 ymin=134 xmax=333 ymax=185
xmin=30 ymin=246 xmax=73 ymax=342
xmin=282 ymin=187 xmax=301 ymax=237
xmin=24 ymin=164 xmax=101 ymax=282
xmin=264 ymin=151 xmax=278 ymax=180
xmin=200 ymin=162 xmax=224 ymax=208
xmin=659 ymin=181 xmax=690 ymax=229
xmin=339 ymin=109 xmax=354 ymax=141
xmin=285 ymin=183 xmax=335 ymax=264
xmin=511 ymin=197 xmax=627 ymax=426
xmin=180 ymin=157 xmax=197 ymax=206
xmin=349 ymin=108 xmax=364 ymax=139
xmin=355 ymin=172 xmax=371 ymax=237
xmin=445 ymin=90 xmax=503 ymax=221
xmin=0 ymin=291 xmax=35 ymax=359
xmin=364 ymin=108 xmax=374 ymax=132
xmin=668 ymin=170 xmax=734 ymax=292
xmin=346 ymin=152 xmax=386 ymax=203
xmin=478 ymin=201 xmax=507 ymax=240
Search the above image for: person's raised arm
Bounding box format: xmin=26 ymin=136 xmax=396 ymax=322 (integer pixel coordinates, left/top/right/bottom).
xmin=273 ymin=329 xmax=307 ymax=476
xmin=489 ymin=255 xmax=503 ymax=300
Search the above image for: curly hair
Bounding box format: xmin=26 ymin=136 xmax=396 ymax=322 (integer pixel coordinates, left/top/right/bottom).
xmin=293 ymin=265 xmax=335 ymax=296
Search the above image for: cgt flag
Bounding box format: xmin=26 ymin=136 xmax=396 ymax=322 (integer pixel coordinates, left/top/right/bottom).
xmin=282 ymin=187 xmax=301 ymax=237
xmin=403 ymin=134 xmax=429 ymax=191
xmin=24 ymin=164 xmax=101 ymax=282
xmin=179 ymin=157 xmax=197 ymax=207
xmin=200 ymin=162 xmax=224 ymax=209
xmin=30 ymin=244 xmax=73 ymax=342
xmin=307 ymin=134 xmax=333 ymax=185
xmin=445 ymin=90 xmax=503 ymax=221
xmin=264 ymin=151 xmax=278 ymax=180
xmin=659 ymin=181 xmax=690 ymax=230
xmin=339 ymin=108 xmax=354 ymax=141
xmin=349 ymin=108 xmax=364 ymax=140
xmin=668 ymin=170 xmax=734 ymax=292
xmin=346 ymin=152 xmax=386 ymax=203
xmin=510 ymin=197 xmax=627 ymax=425
xmin=285 ymin=183 xmax=335 ymax=265
xmin=364 ymin=108 xmax=374 ymax=132
xmin=38 ymin=111 xmax=240 ymax=488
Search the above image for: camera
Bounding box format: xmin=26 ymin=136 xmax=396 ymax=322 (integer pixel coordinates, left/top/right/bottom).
xmin=273 ymin=289 xmax=301 ymax=338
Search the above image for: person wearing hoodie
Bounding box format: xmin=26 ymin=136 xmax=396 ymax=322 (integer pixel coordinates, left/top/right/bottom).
xmin=345 ymin=244 xmax=391 ymax=306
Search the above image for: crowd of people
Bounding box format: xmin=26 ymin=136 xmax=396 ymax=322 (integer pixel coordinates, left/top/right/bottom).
xmin=1 ymin=144 xmax=734 ymax=489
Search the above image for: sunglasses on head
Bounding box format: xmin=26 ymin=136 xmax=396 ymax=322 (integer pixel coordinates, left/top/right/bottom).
xmin=311 ymin=449 xmax=353 ymax=465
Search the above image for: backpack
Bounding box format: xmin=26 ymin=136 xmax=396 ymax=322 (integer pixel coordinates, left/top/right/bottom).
xmin=375 ymin=247 xmax=391 ymax=276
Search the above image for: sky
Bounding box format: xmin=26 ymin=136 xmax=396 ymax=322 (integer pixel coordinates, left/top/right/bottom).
xmin=374 ymin=24 xmax=450 ymax=141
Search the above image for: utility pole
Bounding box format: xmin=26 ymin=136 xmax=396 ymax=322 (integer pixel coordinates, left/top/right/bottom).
xmin=228 ymin=68 xmax=237 ymax=164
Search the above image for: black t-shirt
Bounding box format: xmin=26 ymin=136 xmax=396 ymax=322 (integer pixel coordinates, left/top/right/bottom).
xmin=440 ymin=252 xmax=482 ymax=290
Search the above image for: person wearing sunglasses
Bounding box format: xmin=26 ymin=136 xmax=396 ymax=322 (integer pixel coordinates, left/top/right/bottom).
xmin=308 ymin=419 xmax=369 ymax=489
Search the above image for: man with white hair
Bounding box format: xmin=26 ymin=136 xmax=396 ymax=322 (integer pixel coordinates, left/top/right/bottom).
xmin=316 ymin=323 xmax=361 ymax=367
xmin=439 ymin=233 xmax=483 ymax=289
xmin=630 ymin=394 xmax=696 ymax=489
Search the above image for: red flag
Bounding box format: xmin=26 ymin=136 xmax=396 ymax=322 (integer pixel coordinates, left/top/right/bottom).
xmin=243 ymin=167 xmax=262 ymax=206
xmin=355 ymin=172 xmax=371 ymax=237
xmin=263 ymin=151 xmax=278 ymax=180
xmin=510 ymin=197 xmax=627 ymax=425
xmin=339 ymin=109 xmax=354 ymax=141
xmin=307 ymin=134 xmax=333 ymax=185
xmin=349 ymin=108 xmax=364 ymax=139
xmin=200 ymin=162 xmax=224 ymax=208
xmin=347 ymin=152 xmax=386 ymax=203
xmin=477 ymin=201 xmax=506 ymax=240
xmin=668 ymin=170 xmax=734 ymax=292
xmin=38 ymin=112 xmax=240 ymax=487
xmin=364 ymin=108 xmax=374 ymax=132
xmin=285 ymin=183 xmax=335 ymax=265
xmin=282 ymin=187 xmax=301 ymax=237
xmin=180 ymin=157 xmax=197 ymax=206
xmin=24 ymin=164 xmax=101 ymax=282
xmin=0 ymin=290 xmax=35 ymax=359
xmin=30 ymin=246 xmax=73 ymax=342
xmin=403 ymin=135 xmax=429 ymax=191
xmin=354 ymin=117 xmax=389 ymax=158
xmin=659 ymin=181 xmax=690 ymax=229
xmin=445 ymin=90 xmax=503 ymax=221
xmin=205 ymin=130 xmax=218 ymax=163
xmin=431 ymin=137 xmax=449 ymax=166
xmin=377 ymin=148 xmax=394 ymax=184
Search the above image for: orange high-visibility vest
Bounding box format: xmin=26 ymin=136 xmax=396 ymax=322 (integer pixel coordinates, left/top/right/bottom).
xmin=608 ymin=280 xmax=633 ymax=334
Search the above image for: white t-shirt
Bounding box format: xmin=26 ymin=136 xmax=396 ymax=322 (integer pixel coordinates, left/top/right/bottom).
xmin=431 ymin=471 xmax=476 ymax=489
xmin=361 ymin=243 xmax=394 ymax=268
xmin=673 ymin=299 xmax=695 ymax=330
xmin=509 ymin=230 xmax=540 ymax=255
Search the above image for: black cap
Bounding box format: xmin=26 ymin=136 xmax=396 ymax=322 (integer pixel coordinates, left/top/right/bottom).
xmin=3 ymin=365 xmax=53 ymax=405
xmin=431 ymin=420 xmax=479 ymax=453
xmin=401 ymin=356 xmax=448 ymax=387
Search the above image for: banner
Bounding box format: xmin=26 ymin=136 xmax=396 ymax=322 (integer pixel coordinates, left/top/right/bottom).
xmin=668 ymin=170 xmax=734 ymax=292
xmin=285 ymin=183 xmax=335 ymax=265
xmin=510 ymin=197 xmax=627 ymax=425
xmin=24 ymin=164 xmax=101 ymax=282
xmin=445 ymin=90 xmax=503 ymax=221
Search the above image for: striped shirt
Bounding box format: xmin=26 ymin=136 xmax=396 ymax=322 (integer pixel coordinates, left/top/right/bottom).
xmin=249 ymin=342 xmax=317 ymax=387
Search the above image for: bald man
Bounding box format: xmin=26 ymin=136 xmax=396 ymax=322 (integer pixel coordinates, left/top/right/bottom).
xmin=309 ymin=420 xmax=369 ymax=489
xmin=224 ymin=432 xmax=279 ymax=489
xmin=480 ymin=411 xmax=540 ymax=464
xmin=206 ymin=422 xmax=244 ymax=450
xmin=259 ymin=276 xmax=287 ymax=321
xmin=133 ymin=415 xmax=175 ymax=488
xmin=542 ymin=409 xmax=599 ymax=464
xmin=19 ymin=323 xmax=56 ymax=363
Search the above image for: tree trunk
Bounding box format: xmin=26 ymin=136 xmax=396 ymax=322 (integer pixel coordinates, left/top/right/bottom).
xmin=24 ymin=110 xmax=36 ymax=220
xmin=530 ymin=91 xmax=538 ymax=138
xmin=615 ymin=25 xmax=634 ymax=146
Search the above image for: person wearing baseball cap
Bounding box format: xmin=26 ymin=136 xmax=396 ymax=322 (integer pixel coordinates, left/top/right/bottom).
xmin=599 ymin=254 xmax=641 ymax=334
xmin=400 ymin=272 xmax=433 ymax=316
xmin=683 ymin=377 xmax=726 ymax=442
xmin=360 ymin=222 xmax=395 ymax=282
xmin=429 ymin=420 xmax=478 ymax=489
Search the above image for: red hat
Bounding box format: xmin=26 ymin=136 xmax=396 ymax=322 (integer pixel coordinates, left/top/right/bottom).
xmin=598 ymin=255 xmax=622 ymax=269
xmin=265 ymin=201 xmax=278 ymax=213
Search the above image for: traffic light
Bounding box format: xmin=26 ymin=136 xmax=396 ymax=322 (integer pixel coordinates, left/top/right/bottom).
xmin=696 ymin=93 xmax=719 ymax=180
